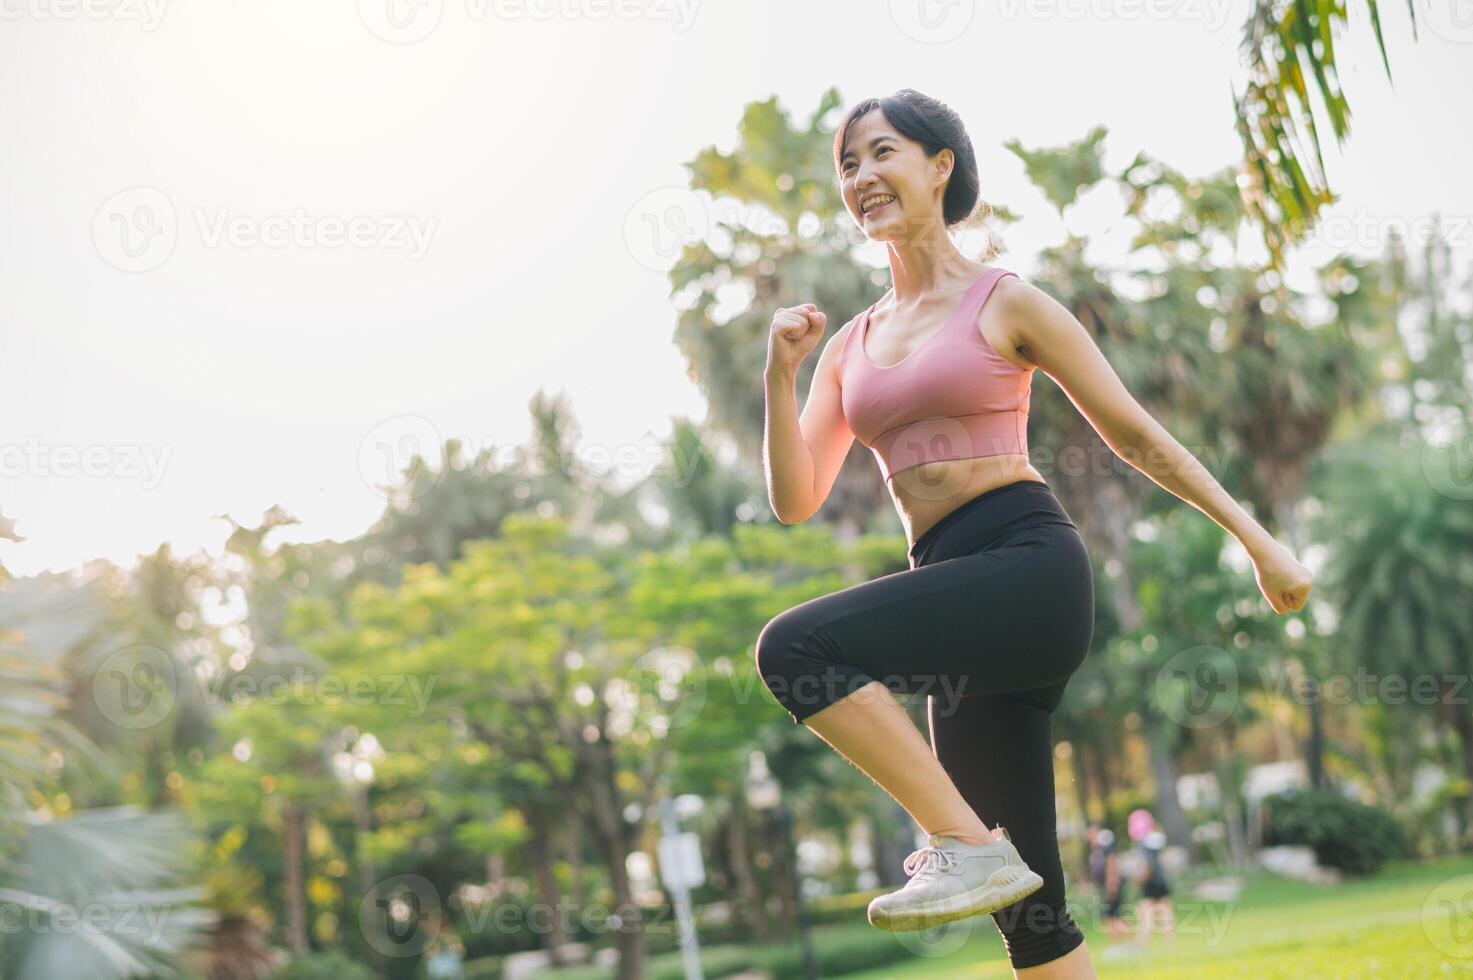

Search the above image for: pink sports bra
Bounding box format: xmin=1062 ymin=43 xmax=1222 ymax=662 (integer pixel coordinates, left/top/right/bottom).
xmin=839 ymin=266 xmax=1032 ymax=483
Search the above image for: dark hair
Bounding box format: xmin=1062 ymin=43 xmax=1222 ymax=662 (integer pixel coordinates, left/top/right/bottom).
xmin=833 ymin=88 xmax=985 ymax=230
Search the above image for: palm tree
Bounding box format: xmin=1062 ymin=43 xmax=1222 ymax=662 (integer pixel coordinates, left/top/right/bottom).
xmin=1316 ymin=431 xmax=1473 ymax=846
xmin=0 ymin=569 xmax=213 ymax=979
xmin=1233 ymin=0 xmax=1421 ymax=271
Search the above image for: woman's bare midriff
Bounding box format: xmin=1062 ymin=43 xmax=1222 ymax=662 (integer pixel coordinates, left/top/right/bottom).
xmin=889 ymin=453 xmax=1049 ymax=551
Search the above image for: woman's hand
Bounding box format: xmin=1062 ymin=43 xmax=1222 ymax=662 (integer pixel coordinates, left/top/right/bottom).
xmin=1250 ymin=540 xmax=1312 ymax=614
xmin=766 ymin=304 xmax=826 ymax=376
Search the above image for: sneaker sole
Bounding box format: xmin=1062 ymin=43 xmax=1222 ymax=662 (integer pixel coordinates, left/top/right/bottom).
xmin=867 ymin=866 xmax=1046 ymax=932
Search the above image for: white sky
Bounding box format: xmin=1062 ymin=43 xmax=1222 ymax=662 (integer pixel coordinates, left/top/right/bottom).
xmin=2 ymin=0 xmax=1469 ymax=577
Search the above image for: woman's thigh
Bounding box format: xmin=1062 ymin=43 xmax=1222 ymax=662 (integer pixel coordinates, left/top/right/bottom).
xmin=755 ymin=522 xmax=1094 ymax=723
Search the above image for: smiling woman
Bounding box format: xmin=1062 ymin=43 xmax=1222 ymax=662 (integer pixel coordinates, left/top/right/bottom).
xmin=757 ymin=89 xmax=1098 ymax=974
xmin=760 ymin=86 xmax=1310 ymax=978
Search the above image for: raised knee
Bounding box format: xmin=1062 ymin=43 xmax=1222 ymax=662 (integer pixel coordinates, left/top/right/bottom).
xmin=754 ymin=611 xmax=808 ymax=685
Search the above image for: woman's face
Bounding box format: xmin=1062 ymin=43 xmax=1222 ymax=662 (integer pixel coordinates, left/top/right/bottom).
xmin=837 ymin=109 xmax=951 ymax=242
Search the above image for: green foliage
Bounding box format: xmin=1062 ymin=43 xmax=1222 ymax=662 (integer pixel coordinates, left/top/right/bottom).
xmin=272 ymin=949 xmax=375 ymax=980
xmin=756 ymin=924 xmax=916 ymax=978
xmin=1262 ymin=788 xmax=1410 ymax=874
xmin=1233 ymin=0 xmax=1418 ymax=272
xmin=539 ymin=923 xmax=919 ymax=980
xmin=1004 ymin=125 xmax=1109 ymax=212
xmin=0 ymin=808 xmax=216 ymax=980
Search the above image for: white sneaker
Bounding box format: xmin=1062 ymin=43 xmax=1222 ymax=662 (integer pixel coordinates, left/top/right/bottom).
xmin=867 ymin=826 xmax=1045 ymax=932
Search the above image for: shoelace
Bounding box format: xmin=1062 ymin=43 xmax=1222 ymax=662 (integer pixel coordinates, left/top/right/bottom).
xmin=902 ymin=845 xmax=960 ymax=879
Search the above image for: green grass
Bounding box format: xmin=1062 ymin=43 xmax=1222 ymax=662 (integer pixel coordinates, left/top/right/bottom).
xmin=836 ymin=854 xmax=1473 ymax=979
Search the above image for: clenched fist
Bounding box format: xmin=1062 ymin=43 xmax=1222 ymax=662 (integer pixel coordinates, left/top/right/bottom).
xmin=767 ymin=303 xmax=827 ymax=375
xmin=1252 ymin=540 xmax=1313 ymax=614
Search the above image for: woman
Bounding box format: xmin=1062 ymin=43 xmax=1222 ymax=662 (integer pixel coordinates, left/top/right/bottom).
xmin=1133 ymin=822 xmax=1175 ymax=944
xmin=756 ymin=89 xmax=1310 ymax=976
xmin=1089 ymin=828 xmax=1129 ymax=942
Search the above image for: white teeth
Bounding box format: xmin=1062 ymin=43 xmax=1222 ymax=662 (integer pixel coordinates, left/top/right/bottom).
xmin=863 ymin=194 xmax=895 ymax=214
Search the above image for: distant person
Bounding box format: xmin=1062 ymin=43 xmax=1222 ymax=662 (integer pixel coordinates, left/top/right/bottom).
xmin=425 ymin=936 xmax=466 ymax=980
xmin=1134 ymin=826 xmax=1175 ymax=944
xmin=1127 ymin=808 xmax=1149 ymax=842
xmin=1089 ymin=829 xmax=1129 ymax=941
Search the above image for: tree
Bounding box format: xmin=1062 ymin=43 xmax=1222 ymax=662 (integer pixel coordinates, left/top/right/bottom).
xmin=1233 ymin=0 xmax=1420 ymax=271
xmin=670 ymin=88 xmax=907 ymax=542
xmin=0 ymin=569 xmax=214 ymax=978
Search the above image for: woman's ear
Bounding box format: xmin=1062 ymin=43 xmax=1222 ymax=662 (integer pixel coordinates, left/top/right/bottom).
xmin=932 ymin=147 xmax=954 ymax=187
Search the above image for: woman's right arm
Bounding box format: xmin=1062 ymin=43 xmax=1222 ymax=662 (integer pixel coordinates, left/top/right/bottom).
xmin=763 ymin=305 xmax=856 ymax=524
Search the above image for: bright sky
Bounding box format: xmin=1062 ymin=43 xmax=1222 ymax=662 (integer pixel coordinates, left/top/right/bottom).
xmin=2 ymin=0 xmax=1469 ymax=577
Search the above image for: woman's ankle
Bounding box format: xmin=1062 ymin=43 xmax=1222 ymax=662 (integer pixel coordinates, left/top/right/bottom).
xmin=937 ymin=824 xmax=999 ymax=847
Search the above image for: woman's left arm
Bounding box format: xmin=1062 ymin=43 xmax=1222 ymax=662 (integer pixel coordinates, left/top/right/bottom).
xmin=1000 ymin=279 xmax=1312 ymax=614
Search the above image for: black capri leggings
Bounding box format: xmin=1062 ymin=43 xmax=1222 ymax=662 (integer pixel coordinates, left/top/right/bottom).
xmin=754 ymin=479 xmax=1095 ymax=968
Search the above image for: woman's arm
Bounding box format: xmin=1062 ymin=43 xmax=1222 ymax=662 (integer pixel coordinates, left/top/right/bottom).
xmin=999 ymin=279 xmax=1312 ymax=614
xmin=763 ymin=306 xmax=855 ymax=524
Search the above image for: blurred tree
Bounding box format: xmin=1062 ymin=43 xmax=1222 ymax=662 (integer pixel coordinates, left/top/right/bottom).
xmin=671 ymin=88 xmax=908 ymax=541
xmin=1233 ymin=0 xmax=1419 ymax=271
xmin=0 ymin=570 xmax=214 ymax=978
xmin=1313 ymin=431 xmax=1473 ymax=847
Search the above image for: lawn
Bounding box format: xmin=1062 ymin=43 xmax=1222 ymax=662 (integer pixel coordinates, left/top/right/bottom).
xmin=838 ymin=853 xmax=1473 ymax=979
